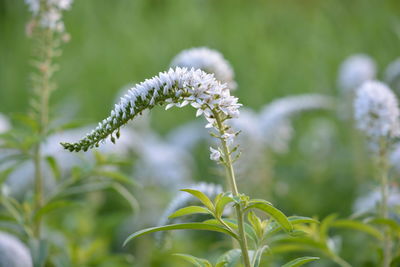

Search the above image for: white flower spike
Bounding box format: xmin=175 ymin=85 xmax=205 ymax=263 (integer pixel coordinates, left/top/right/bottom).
xmin=61 ymin=67 xmax=241 ymax=155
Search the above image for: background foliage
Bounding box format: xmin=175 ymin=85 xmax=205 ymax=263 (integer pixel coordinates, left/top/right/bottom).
xmin=1 ymin=0 xmax=400 ymax=266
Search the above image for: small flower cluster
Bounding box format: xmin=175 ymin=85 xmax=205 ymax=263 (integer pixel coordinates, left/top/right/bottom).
xmin=171 ymin=47 xmax=237 ymax=90
xmin=354 ymin=80 xmax=400 ymax=143
xmin=61 ymin=67 xmax=241 ymax=157
xmin=338 ymin=54 xmax=376 ymax=93
xmin=25 ymin=0 xmax=73 ymax=32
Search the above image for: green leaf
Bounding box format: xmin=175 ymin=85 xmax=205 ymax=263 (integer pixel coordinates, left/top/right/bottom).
xmin=203 ymin=218 xmax=257 ymax=242
xmin=95 ymin=170 xmax=136 ymax=186
xmin=267 ymin=216 xmax=319 ymax=236
xmin=29 ymin=238 xmax=49 ymax=267
xmin=216 ymin=249 xmax=241 ymax=267
xmin=181 ymin=189 xmax=215 ymax=211
xmin=319 ymin=214 xmax=338 ymax=242
xmin=45 ymin=156 xmax=61 ymax=181
xmin=282 ymin=256 xmax=320 ymax=267
xmin=215 ymin=193 xmax=234 ymax=218
xmin=33 ymin=201 xmax=74 ymax=223
xmin=173 ymin=253 xmax=213 ymax=267
xmin=331 ymin=219 xmax=383 ymax=240
xmin=247 ymin=211 xmax=264 ymax=240
xmin=248 ymin=199 xmax=272 ymax=206
xmin=168 ymin=206 xmax=211 ymax=219
xmin=123 ymin=223 xmax=237 ymax=246
xmin=366 ymin=217 xmax=400 ymax=234
xmin=251 ymin=245 xmax=269 ymax=267
xmin=0 ymin=196 xmax=23 ymax=224
xmin=112 ymin=183 xmax=139 ymax=213
xmin=246 ymin=202 xmax=293 ymax=233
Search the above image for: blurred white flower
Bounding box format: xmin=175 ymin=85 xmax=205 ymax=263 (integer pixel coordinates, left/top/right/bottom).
xmin=384 ymin=58 xmax=400 ymax=92
xmin=390 ymin=143 xmax=400 ymax=173
xmin=354 ymin=81 xmax=400 ymax=143
xmin=353 ymin=187 xmax=400 ymax=214
xmin=0 ymin=113 xmax=11 ymax=134
xmin=40 ymin=8 xmax=62 ymax=30
xmin=25 ymin=0 xmax=40 ymax=14
xmin=167 ymin=121 xmax=209 ymax=150
xmin=133 ymin=135 xmax=194 ymax=189
xmin=299 ymin=119 xmax=337 ymax=158
xmin=0 ymin=232 xmax=32 ymax=267
xmin=259 ymin=94 xmax=335 ymax=153
xmin=338 ymin=54 xmax=376 ymax=93
xmin=25 ymin=0 xmax=73 ymax=32
xmin=48 ymin=0 xmax=73 ymax=10
xmin=171 ymin=47 xmax=237 ymax=90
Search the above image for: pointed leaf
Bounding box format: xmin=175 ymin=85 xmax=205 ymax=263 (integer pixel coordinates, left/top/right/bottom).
xmin=33 ymin=201 xmax=74 ymax=223
xmin=282 ymin=256 xmax=320 ymax=267
xmin=203 ymin=218 xmax=256 ymax=242
xmin=123 ymin=223 xmax=237 ymax=246
xmin=215 ymin=193 xmax=234 ymax=218
xmin=266 ymin=216 xmax=319 ymax=236
xmin=216 ymin=249 xmax=241 ymax=267
xmin=45 ymin=156 xmax=61 ymax=181
xmin=331 ymin=219 xmax=383 ymax=240
xmin=181 ymin=189 xmax=215 ymax=211
xmin=95 ymin=170 xmax=136 ymax=186
xmin=173 ymin=253 xmax=212 ymax=267
xmin=366 ymin=217 xmax=400 ymax=234
xmin=168 ymin=206 xmax=211 ymax=219
xmin=112 ymin=183 xmax=139 ymax=213
xmin=251 ymin=245 xmax=269 ymax=267
xmin=246 ymin=202 xmax=293 ymax=232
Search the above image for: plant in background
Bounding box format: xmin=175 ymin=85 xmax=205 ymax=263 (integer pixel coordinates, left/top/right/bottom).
xmin=62 ymin=67 xmax=319 ymax=266
xmin=25 ymin=0 xmax=73 ymax=237
xmin=0 ymin=1 xmax=137 ymax=266
xmin=171 ymin=47 xmax=237 ymax=90
xmin=354 ymin=80 xmax=400 ymax=267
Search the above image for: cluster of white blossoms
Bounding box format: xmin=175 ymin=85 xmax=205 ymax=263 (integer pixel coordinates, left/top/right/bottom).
xmin=61 ymin=67 xmax=241 ymax=159
xmin=337 ymin=54 xmax=376 ymax=93
xmin=170 ymin=47 xmax=237 ymax=90
xmin=354 ymin=80 xmax=400 ymax=142
xmin=25 ymin=0 xmax=73 ymax=32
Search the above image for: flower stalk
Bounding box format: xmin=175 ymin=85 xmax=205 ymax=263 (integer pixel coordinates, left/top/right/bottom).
xmin=378 ymin=140 xmax=392 ymax=267
xmin=32 ymin=25 xmax=54 ymax=239
xmin=214 ymin=110 xmax=251 ymax=267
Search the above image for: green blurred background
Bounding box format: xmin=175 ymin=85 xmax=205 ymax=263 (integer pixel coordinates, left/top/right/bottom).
xmin=1 ymin=0 xmax=400 ymax=266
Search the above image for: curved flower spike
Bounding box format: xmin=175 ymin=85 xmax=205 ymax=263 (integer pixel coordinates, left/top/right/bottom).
xmin=61 ymin=67 xmax=241 ymax=152
xmin=171 ymin=47 xmax=237 ymax=90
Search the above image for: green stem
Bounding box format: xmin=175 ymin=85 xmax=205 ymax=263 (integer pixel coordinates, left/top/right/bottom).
xmin=213 ymin=111 xmax=252 ymax=267
xmin=331 ymin=253 xmax=352 ymax=267
xmin=378 ymin=141 xmax=392 ymax=267
xmin=32 ymin=17 xmax=54 ymax=239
